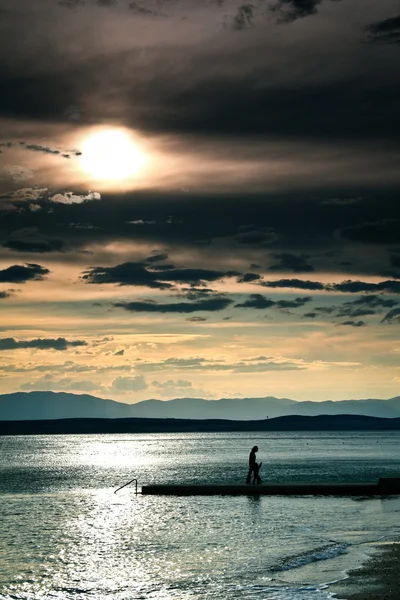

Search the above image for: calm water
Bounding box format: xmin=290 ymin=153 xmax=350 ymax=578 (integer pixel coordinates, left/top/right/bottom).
xmin=1 ymin=431 xmax=399 ymax=600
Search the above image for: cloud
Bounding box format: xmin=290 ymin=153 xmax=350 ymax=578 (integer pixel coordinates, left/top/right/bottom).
xmin=49 ymin=191 xmax=101 ymax=204
xmin=338 ymin=320 xmax=366 ymax=327
xmin=23 ymin=143 xmax=61 ymax=155
xmin=390 ymin=254 xmax=400 ymax=269
xmin=329 ymin=280 xmax=400 ymax=294
xmin=261 ymin=279 xmax=324 ymax=290
xmin=346 ymin=295 xmax=397 ymax=308
xmin=0 ymin=337 xmax=87 ymax=351
xmin=337 ymin=308 xmax=375 ymax=318
xmin=128 ymin=2 xmax=165 ymax=17
xmin=337 ymin=295 xmax=397 ymax=318
xmin=186 ymin=316 xmax=207 ymax=322
xmin=152 ymin=379 xmax=192 ymax=389
xmin=340 ymin=219 xmax=400 ymax=244
xmin=276 ymin=296 xmax=312 ymax=309
xmin=0 ymin=291 xmax=11 ymax=299
xmin=145 ymin=253 xmax=169 ymax=264
xmin=366 ymin=14 xmax=400 ymax=45
xmin=0 ymin=263 xmax=49 ymax=283
xmin=236 ymin=273 xmax=262 ymax=283
xmin=3 ymin=165 xmax=34 ymax=182
xmin=261 ymin=278 xmax=400 ymax=294
xmin=114 ymin=297 xmax=233 ymax=313
xmin=1 ymin=141 xmax=81 ymax=158
xmin=270 ymin=0 xmax=340 ymax=23
xmin=235 ymin=294 xmax=275 ymax=309
xmin=232 ymin=4 xmax=254 ymax=30
xmin=269 ymin=253 xmax=315 ymax=273
xmin=127 ymin=219 xmax=157 ymax=225
xmin=381 ymin=308 xmax=400 ymax=324
xmin=321 ymin=197 xmax=362 ymax=206
xmin=134 ymin=355 xmax=305 ymax=373
xmin=3 ymin=236 xmax=66 ymax=253
xmin=0 ymin=187 xmax=47 ymax=202
xmin=20 ymin=374 xmax=98 ymax=392
xmin=109 ymin=375 xmax=148 ymax=391
xmin=83 ymin=262 xmax=239 ymax=289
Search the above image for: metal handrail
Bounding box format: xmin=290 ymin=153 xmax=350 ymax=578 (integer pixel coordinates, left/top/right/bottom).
xmin=114 ymin=477 xmax=138 ymax=495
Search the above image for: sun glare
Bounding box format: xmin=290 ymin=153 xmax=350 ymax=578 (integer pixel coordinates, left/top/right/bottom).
xmin=80 ymin=128 xmax=145 ymax=182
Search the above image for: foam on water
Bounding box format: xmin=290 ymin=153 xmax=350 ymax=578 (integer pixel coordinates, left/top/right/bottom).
xmin=270 ymin=542 xmax=350 ymax=572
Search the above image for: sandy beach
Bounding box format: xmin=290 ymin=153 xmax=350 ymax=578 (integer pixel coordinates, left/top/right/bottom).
xmin=332 ymin=542 xmax=400 ymax=600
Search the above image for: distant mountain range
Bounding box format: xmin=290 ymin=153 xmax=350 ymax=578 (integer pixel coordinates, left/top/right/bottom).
xmin=1 ymin=391 xmax=400 ymax=421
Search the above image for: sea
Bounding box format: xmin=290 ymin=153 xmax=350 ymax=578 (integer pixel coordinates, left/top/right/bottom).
xmin=1 ymin=431 xmax=400 ymax=600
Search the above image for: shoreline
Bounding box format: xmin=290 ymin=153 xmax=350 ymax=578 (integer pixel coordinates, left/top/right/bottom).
xmin=331 ymin=542 xmax=400 ymax=600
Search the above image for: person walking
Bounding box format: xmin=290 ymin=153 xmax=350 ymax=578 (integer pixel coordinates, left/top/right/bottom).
xmin=246 ymin=445 xmax=262 ymax=484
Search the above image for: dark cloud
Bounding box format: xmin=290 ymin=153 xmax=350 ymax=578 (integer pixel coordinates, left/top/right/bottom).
xmin=261 ymin=278 xmax=400 ymax=294
xmin=0 ymin=263 xmax=49 ymax=283
xmin=367 ymin=14 xmax=400 ymax=45
xmin=329 ymin=280 xmax=400 ymax=294
xmin=3 ymin=239 xmax=66 ymax=253
xmin=381 ymin=308 xmax=400 ymax=323
xmin=390 ymin=254 xmax=400 ymax=269
xmin=314 ymin=306 xmax=335 ymax=314
xmin=340 ymin=219 xmax=400 ymax=244
xmin=1 ymin=190 xmax=399 ymax=283
xmin=276 ymin=296 xmax=312 ymax=309
xmin=271 ymin=0 xmax=323 ymax=23
xmin=186 ymin=316 xmax=207 ymax=322
xmin=83 ymin=262 xmax=239 ymax=289
xmin=0 ymin=291 xmax=11 ymax=299
xmin=269 ymin=253 xmax=314 ymax=273
xmin=0 ymin=337 xmax=87 ymax=351
xmin=232 ymin=4 xmax=254 ymax=30
xmin=261 ymin=279 xmax=324 ymax=290
xmin=128 ymin=2 xmax=165 ymax=16
xmin=235 ymin=294 xmax=275 ymax=309
xmin=321 ymin=197 xmax=362 ymax=206
xmin=236 ymin=273 xmax=262 ymax=283
xmin=339 ymin=320 xmax=366 ymax=327
xmin=1 ymin=141 xmax=81 ymax=158
xmin=145 ymin=253 xmax=169 ymax=264
xmin=235 ymin=293 xmax=311 ymax=310
xmin=23 ymin=143 xmax=60 ymax=155
xmin=114 ymin=298 xmax=233 ymax=313
xmin=3 ymin=50 xmax=399 ymax=146
xmin=58 ymin=0 xmax=85 ymax=7
xmin=149 ymin=264 xmax=176 ymax=271
xmin=334 ymin=294 xmax=398 ymax=319
xmin=337 ymin=307 xmax=376 ymax=318
xmin=178 ymin=287 xmax=217 ymax=300
xmin=304 ymin=312 xmax=316 ymax=318
xmin=343 ymin=295 xmax=397 ymax=309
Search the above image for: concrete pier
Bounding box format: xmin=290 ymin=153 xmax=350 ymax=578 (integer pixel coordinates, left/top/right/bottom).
xmin=141 ymin=478 xmax=400 ymax=496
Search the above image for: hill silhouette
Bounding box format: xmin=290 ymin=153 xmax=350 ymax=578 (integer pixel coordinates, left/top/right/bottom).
xmin=1 ymin=414 xmax=400 ymax=435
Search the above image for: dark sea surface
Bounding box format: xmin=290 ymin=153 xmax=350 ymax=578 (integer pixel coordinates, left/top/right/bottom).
xmin=1 ymin=431 xmax=399 ymax=599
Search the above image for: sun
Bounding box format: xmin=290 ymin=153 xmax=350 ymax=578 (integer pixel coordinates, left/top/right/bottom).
xmin=80 ymin=128 xmax=145 ymax=182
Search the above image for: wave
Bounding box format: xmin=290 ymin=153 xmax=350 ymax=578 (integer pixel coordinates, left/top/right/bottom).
xmin=270 ymin=542 xmax=349 ymax=572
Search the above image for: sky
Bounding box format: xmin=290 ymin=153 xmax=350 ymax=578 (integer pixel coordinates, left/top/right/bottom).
xmin=0 ymin=0 xmax=399 ymax=404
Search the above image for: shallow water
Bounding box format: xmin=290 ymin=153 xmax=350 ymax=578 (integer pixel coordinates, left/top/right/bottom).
xmin=1 ymin=431 xmax=399 ymax=599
